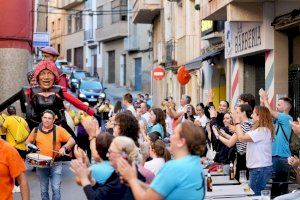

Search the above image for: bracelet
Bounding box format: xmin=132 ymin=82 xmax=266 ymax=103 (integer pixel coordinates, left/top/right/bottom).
xmin=89 ymin=136 xmax=96 ymax=141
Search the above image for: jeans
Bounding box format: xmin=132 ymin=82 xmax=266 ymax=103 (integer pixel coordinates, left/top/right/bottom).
xmin=249 ymin=165 xmax=273 ymax=195
xmin=36 ymin=162 xmax=63 ymax=200
xmin=272 ymin=156 xmax=291 ymax=196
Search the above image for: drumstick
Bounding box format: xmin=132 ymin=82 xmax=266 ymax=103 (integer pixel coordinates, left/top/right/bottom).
xmin=39 ymin=148 xmax=70 ymax=155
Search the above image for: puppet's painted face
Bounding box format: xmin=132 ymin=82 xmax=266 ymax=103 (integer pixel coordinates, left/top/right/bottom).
xmin=38 ymin=69 xmax=55 ymax=89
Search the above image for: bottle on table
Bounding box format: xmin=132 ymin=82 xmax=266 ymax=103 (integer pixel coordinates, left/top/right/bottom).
xmin=207 ymin=173 xmax=213 ymax=192
xmin=229 ymin=162 xmax=234 ymax=180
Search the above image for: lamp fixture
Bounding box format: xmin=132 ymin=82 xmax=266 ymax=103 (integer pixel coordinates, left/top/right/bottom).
xmin=210 ymin=59 xmax=215 ymax=66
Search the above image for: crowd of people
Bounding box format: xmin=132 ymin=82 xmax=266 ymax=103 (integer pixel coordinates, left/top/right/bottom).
xmin=1 ymin=48 xmax=300 ymax=200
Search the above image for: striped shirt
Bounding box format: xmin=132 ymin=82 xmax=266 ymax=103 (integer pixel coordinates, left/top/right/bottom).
xmin=236 ymin=120 xmax=252 ymax=155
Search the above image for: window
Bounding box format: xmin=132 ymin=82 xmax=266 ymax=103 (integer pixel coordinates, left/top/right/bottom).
xmin=75 ymin=12 xmax=83 ymax=31
xmin=57 ymin=18 xmax=61 ymax=30
xmin=67 ymin=49 xmax=72 ymax=62
xmin=97 ymin=6 xmax=103 ymax=28
xmin=111 ymin=0 xmax=127 ymax=23
xmin=46 ymin=16 xmax=48 ymax=32
xmin=67 ymin=15 xmax=72 ymax=34
xmin=57 ymin=44 xmax=61 ymax=54
xmin=52 ymin=21 xmax=55 ymax=32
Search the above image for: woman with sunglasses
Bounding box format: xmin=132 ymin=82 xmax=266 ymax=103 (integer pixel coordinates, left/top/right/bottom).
xmin=116 ymin=121 xmax=206 ymax=200
xmin=71 ymin=136 xmax=146 ymax=200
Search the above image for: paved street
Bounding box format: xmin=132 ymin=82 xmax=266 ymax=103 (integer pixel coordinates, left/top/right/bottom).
xmin=14 ymin=163 xmax=86 ymax=200
xmin=14 ymin=83 xmax=142 ymax=200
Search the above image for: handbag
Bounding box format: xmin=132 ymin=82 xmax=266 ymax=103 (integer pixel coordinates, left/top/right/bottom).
xmin=206 ymin=143 xmax=216 ymax=161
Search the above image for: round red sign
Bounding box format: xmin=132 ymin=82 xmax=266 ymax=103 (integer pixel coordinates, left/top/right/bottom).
xmin=152 ymin=66 xmax=165 ymax=80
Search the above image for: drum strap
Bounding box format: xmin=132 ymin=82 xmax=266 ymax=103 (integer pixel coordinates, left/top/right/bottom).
xmin=33 ymin=125 xmax=57 ymax=158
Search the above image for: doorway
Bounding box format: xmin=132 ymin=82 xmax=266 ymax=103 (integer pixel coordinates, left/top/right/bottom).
xmin=108 ymin=51 xmax=115 ymax=83
xmin=243 ymin=53 xmax=265 ymax=104
xmin=74 ymin=47 xmax=83 ymax=69
xmin=135 ymin=57 xmax=142 ymax=91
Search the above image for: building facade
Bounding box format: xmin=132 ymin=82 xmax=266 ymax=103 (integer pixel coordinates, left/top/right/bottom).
xmin=48 ymin=0 xmax=85 ymax=68
xmin=200 ymin=0 xmax=300 ymax=117
xmin=132 ymin=0 xmax=202 ymax=106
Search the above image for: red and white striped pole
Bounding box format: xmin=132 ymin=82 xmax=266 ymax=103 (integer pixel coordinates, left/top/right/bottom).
xmin=265 ymin=50 xmax=275 ymax=108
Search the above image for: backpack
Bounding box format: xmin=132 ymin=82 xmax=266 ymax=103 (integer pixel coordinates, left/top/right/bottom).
xmin=277 ymin=123 xmax=300 ymax=155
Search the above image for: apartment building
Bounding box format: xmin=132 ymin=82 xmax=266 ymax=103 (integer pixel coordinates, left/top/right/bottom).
xmin=48 ymin=0 xmax=85 ymax=69
xmin=132 ymin=0 xmax=201 ymax=106
xmin=95 ymin=0 xmax=128 ymax=85
xmin=125 ymin=2 xmax=153 ymax=92
xmin=200 ymin=0 xmax=300 ymax=116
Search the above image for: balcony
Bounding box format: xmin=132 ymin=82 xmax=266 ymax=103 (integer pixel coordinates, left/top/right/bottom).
xmin=84 ymin=29 xmax=94 ymax=42
xmin=132 ymin=0 xmax=162 ymax=24
xmin=59 ymin=0 xmax=84 ymax=9
xmin=124 ymin=36 xmax=139 ymax=52
xmin=95 ymin=21 xmax=127 ymax=42
xmin=176 ymin=35 xmax=198 ymax=65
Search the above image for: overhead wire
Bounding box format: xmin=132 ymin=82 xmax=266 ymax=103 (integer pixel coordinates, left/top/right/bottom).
xmin=37 ymin=4 xmax=135 ymax=14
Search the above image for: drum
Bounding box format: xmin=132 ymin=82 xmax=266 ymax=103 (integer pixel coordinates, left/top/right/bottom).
xmin=26 ymin=153 xmax=53 ymax=168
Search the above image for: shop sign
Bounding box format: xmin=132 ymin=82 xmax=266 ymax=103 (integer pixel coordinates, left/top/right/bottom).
xmin=33 ymin=32 xmax=50 ymax=47
xmin=201 ymin=20 xmax=214 ymax=35
xmin=225 ymin=21 xmax=271 ymax=58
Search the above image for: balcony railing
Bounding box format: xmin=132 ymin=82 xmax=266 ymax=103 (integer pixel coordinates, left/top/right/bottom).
xmin=165 ymin=39 xmax=174 ymax=67
xmin=59 ymin=0 xmax=84 ymax=9
xmin=124 ymin=36 xmax=139 ymax=52
xmin=84 ymin=29 xmax=94 ymax=42
xmin=132 ymin=0 xmax=162 ymax=24
xmin=176 ymin=35 xmax=198 ymax=65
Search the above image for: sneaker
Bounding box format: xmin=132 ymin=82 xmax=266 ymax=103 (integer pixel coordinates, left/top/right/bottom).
xmin=13 ymin=186 xmax=20 ymax=193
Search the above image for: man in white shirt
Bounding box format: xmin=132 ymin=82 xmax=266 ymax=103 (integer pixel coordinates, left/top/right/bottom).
xmin=169 ymin=95 xmax=191 ymax=123
xmin=138 ymin=102 xmax=151 ymax=126
xmin=122 ymin=93 xmax=137 ymax=117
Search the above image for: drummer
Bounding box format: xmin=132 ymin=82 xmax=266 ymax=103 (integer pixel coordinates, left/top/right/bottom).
xmin=26 ymin=109 xmax=75 ymax=200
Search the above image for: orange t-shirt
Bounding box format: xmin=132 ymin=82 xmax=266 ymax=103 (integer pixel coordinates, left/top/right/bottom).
xmin=27 ymin=126 xmax=71 ymax=158
xmin=0 ymin=139 xmax=26 ymax=200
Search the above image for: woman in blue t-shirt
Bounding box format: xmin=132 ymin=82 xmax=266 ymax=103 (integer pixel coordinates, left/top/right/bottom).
xmin=117 ymin=121 xmax=206 ymax=200
xmin=149 ymin=108 xmax=166 ymax=139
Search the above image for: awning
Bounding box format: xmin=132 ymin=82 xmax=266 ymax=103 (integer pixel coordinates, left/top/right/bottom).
xmin=271 ymin=9 xmax=300 ymax=30
xmin=186 ymin=48 xmax=224 ymax=70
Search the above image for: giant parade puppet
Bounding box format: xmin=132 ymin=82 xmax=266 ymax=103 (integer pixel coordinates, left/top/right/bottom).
xmin=0 ymin=60 xmax=95 ymax=140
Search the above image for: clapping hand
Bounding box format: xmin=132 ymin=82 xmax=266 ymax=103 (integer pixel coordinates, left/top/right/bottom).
xmin=82 ymin=118 xmax=100 ymax=138
xmin=207 ymin=90 xmax=214 ymax=103
xmin=291 ymin=118 xmax=300 ymax=136
xmin=259 ymin=88 xmax=268 ymax=103
xmin=288 ymin=155 xmax=300 ymax=167
xmin=232 ymin=109 xmax=241 ymax=124
xmin=74 ymin=144 xmax=89 ymax=166
xmin=70 ymin=159 xmax=93 ymax=187
xmin=212 ymin=125 xmax=220 ymax=139
xmin=209 ymin=106 xmax=217 ymax=118
xmin=117 ymin=157 xmax=138 ymax=184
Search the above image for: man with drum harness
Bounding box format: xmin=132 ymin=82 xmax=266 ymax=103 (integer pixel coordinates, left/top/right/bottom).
xmin=26 ymin=109 xmax=75 ymax=200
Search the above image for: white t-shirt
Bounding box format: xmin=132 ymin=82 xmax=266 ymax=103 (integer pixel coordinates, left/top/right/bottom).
xmin=141 ymin=112 xmax=151 ymax=126
xmin=127 ymin=105 xmax=137 ymax=117
xmin=144 ymin=157 xmax=165 ymax=175
xmin=246 ymin=127 xmax=272 ymax=169
xmin=194 ymin=115 xmax=208 ymax=128
xmin=165 ymin=115 xmax=173 ymax=135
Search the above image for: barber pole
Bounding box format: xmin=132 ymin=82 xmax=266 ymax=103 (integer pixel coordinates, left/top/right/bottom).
xmin=231 ymin=58 xmax=239 ymax=109
xmin=265 ymin=50 xmax=275 ymax=108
